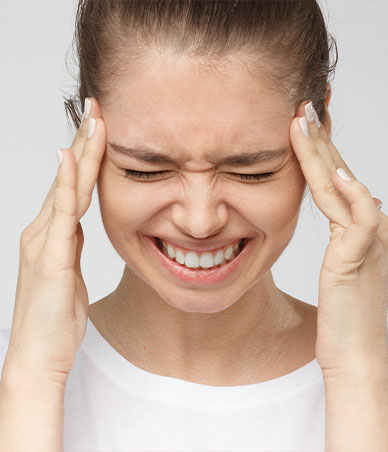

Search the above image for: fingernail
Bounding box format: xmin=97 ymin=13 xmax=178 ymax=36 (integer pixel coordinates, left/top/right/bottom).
xmin=305 ymin=101 xmax=321 ymax=128
xmin=336 ymin=168 xmax=352 ymax=181
xmin=305 ymin=101 xmax=314 ymax=123
xmin=88 ymin=118 xmax=96 ymax=139
xmin=57 ymin=150 xmax=63 ymax=166
xmin=378 ymin=202 xmax=383 ymax=210
xmin=312 ymin=106 xmax=321 ymax=128
xmin=81 ymin=98 xmax=91 ymax=121
xmin=299 ymin=117 xmax=309 ymax=138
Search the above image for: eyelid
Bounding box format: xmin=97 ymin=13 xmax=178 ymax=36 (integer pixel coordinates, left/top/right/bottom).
xmin=123 ymin=169 xmax=276 ymax=182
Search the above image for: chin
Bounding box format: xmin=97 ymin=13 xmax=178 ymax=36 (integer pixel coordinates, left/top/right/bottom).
xmin=156 ymin=286 xmax=242 ymax=314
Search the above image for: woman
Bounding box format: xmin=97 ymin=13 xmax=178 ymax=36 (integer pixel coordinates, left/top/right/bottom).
xmin=0 ymin=1 xmax=387 ymax=451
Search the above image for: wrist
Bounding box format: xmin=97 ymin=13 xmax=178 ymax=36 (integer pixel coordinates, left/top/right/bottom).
xmin=1 ymin=363 xmax=67 ymax=401
xmin=322 ymin=354 xmax=388 ymax=389
xmin=323 ymin=359 xmax=388 ymax=452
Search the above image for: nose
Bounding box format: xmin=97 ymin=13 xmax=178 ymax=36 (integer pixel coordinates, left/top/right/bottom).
xmin=171 ymin=174 xmax=228 ymax=238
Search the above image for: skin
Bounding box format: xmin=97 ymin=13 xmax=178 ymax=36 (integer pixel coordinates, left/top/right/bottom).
xmin=4 ymin=39 xmax=386 ymax=452
xmin=88 ymin=53 xmax=332 ymax=386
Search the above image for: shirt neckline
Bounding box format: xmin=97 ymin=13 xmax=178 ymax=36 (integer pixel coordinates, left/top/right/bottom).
xmin=82 ymin=315 xmax=324 ymax=410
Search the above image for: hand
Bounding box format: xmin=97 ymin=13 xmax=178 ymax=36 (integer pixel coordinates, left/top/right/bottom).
xmin=2 ymin=98 xmax=106 ymax=387
xmin=289 ymin=101 xmax=388 ymax=381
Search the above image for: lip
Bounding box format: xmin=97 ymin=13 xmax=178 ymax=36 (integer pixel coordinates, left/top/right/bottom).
xmin=156 ymin=237 xmax=243 ymax=253
xmin=146 ymin=235 xmax=253 ymax=286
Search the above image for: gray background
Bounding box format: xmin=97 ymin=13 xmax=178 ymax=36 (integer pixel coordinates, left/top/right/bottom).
xmin=1 ymin=0 xmax=387 ymax=329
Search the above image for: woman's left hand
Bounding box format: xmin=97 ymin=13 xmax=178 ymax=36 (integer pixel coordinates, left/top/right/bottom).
xmin=290 ymin=101 xmax=388 ymax=381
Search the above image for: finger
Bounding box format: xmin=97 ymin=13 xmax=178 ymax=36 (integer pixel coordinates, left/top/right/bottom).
xmin=75 ymin=115 xmax=107 ymax=221
xmin=301 ymin=102 xmax=388 ymax=246
xmin=71 ymin=97 xmax=103 ymax=162
xmin=22 ymin=148 xmax=69 ymax=242
xmin=312 ymin=110 xmax=358 ymax=180
xmin=304 ymin=103 xmax=355 ymax=208
xmin=290 ymin=113 xmax=353 ymax=229
xmin=373 ymin=198 xmax=383 ymax=210
xmin=331 ymin=169 xmax=381 ymax=263
xmin=374 ymin=200 xmax=388 ymax=244
xmin=28 ymin=98 xmax=103 ymax=235
xmin=303 ymin=102 xmax=338 ymax=174
xmin=310 ymin=104 xmax=388 ymax=241
xmin=41 ymin=98 xmax=92 ymax=210
xmin=41 ymin=149 xmax=78 ymax=272
xmin=43 ymin=98 xmax=98 ymax=208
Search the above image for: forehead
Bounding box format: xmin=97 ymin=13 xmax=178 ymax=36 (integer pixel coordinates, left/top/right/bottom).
xmin=101 ymin=52 xmax=294 ymax=161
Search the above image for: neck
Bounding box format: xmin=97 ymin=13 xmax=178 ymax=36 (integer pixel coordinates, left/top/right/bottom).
xmin=89 ymin=266 xmax=315 ymax=386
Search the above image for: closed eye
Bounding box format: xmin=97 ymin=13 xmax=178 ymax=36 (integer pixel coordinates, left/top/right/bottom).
xmin=123 ymin=169 xmax=276 ymax=181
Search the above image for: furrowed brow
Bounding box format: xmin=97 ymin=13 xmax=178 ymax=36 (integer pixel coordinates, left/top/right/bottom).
xmin=108 ymin=143 xmax=173 ymax=163
xmin=108 ymin=142 xmax=290 ymax=166
xmin=217 ymin=149 xmax=289 ymax=166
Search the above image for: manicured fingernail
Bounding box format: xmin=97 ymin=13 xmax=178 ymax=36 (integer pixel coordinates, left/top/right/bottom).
xmin=312 ymin=106 xmax=321 ymax=128
xmin=57 ymin=150 xmax=63 ymax=166
xmin=299 ymin=117 xmax=309 ymax=138
xmin=336 ymin=168 xmax=352 ymax=181
xmin=82 ymin=98 xmax=91 ymax=121
xmin=305 ymin=101 xmax=314 ymax=123
xmin=305 ymin=101 xmax=321 ymax=128
xmin=88 ymin=118 xmax=96 ymax=139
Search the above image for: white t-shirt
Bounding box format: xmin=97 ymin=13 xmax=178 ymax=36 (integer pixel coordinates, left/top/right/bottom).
xmin=1 ymin=316 xmax=386 ymax=452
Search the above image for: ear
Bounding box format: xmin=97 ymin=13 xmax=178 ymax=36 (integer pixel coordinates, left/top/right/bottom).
xmin=323 ymin=83 xmax=332 ymax=139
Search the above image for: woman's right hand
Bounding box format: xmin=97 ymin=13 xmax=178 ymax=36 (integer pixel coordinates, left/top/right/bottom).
xmin=1 ymin=97 xmax=106 ymax=388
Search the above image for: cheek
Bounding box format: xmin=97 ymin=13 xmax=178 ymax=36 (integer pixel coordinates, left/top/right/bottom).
xmin=97 ymin=165 xmax=165 ymax=238
xmin=235 ymin=161 xmax=306 ymax=234
xmin=237 ymin=184 xmax=304 ymax=235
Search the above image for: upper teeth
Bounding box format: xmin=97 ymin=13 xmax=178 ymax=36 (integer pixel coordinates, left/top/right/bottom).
xmin=160 ymin=239 xmax=242 ymax=269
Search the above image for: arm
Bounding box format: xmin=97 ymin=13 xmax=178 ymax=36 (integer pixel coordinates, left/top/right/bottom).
xmin=0 ymin=366 xmax=66 ymax=452
xmin=324 ymin=360 xmax=388 ymax=452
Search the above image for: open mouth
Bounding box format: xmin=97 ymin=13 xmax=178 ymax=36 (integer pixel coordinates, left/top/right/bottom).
xmin=153 ymin=237 xmax=247 ymax=270
xmin=148 ymin=235 xmax=252 ymax=285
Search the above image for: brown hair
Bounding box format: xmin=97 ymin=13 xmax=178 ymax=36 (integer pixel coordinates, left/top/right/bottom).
xmin=63 ymin=0 xmax=338 ymax=132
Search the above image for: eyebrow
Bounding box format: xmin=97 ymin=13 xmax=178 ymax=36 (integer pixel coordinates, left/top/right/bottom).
xmin=108 ymin=142 xmax=290 ymax=166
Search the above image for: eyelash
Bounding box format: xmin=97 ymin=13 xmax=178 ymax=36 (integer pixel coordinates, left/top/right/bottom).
xmin=124 ymin=169 xmax=276 ymax=181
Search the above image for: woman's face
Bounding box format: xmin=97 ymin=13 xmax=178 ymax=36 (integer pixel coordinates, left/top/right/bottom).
xmin=96 ymin=54 xmax=307 ymax=313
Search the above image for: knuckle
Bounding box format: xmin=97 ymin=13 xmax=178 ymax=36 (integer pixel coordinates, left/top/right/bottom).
xmin=365 ymin=214 xmax=381 ymax=233
xmin=51 ymin=202 xmax=77 ymax=221
xmin=20 ymin=228 xmax=32 ymax=249
xmin=322 ymin=179 xmax=341 ymax=199
xmin=354 ymin=179 xmax=369 ymax=194
xmin=51 ymin=186 xmax=78 ymax=219
xmin=20 ymin=224 xmax=39 ymax=252
xmin=39 ymin=245 xmax=71 ymax=276
xmin=22 ymin=239 xmax=40 ymax=266
xmin=56 ymin=171 xmax=77 ymax=191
